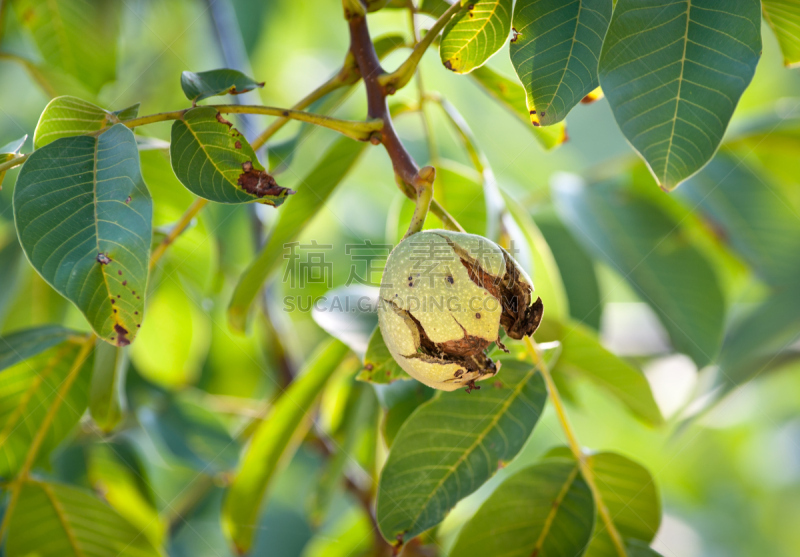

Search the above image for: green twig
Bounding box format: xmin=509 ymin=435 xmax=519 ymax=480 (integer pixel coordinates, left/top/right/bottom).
xmin=121 ymin=105 xmax=383 ymax=142
xmin=404 ymin=166 xmax=435 ymax=238
xmin=524 ymin=337 xmax=629 ymax=557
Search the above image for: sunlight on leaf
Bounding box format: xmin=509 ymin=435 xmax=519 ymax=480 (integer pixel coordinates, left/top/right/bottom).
xmin=762 ymin=0 xmax=800 ymax=68
xmin=6 ymin=479 xmax=160 ymax=557
xmin=440 ymin=0 xmax=512 ymax=74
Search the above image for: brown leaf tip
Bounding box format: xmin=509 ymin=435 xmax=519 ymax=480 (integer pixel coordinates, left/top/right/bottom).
xmin=238 ymin=162 xmax=295 ymax=199
xmin=96 ymin=253 xmax=111 ymax=265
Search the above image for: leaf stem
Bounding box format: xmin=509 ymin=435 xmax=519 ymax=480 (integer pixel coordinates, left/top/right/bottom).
xmin=149 ymin=198 xmax=210 ymax=270
xmin=524 ymin=336 xmax=628 ymax=557
xmin=0 ymin=152 xmax=28 ymax=175
xmin=121 ymin=105 xmax=383 ymax=142
xmin=379 ymin=0 xmax=463 ymax=93
xmin=250 ymin=77 xmax=343 ymax=150
xmin=403 ymin=166 xmax=435 ymax=238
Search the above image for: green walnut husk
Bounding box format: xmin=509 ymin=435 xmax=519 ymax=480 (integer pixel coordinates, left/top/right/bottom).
xmin=377 ymin=230 xmax=543 ymax=392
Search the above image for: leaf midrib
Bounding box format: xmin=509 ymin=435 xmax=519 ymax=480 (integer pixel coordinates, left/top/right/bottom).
xmin=531 ymin=463 xmax=581 ymax=553
xmin=404 ymin=368 xmax=536 ymax=534
xmin=39 ymin=481 xmax=86 ymax=557
xmin=662 ymin=0 xmax=692 ymax=188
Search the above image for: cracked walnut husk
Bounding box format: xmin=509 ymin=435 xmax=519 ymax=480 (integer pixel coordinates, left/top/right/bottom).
xmin=377 ymin=230 xmax=543 ymax=392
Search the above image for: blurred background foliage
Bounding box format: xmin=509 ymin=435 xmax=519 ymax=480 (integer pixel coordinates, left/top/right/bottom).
xmin=1 ymin=0 xmax=800 ymax=556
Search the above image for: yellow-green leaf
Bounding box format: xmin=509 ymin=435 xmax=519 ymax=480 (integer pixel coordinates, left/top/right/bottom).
xmin=440 ymin=0 xmax=512 ymax=74
xmin=34 ymin=96 xmax=116 ymax=148
xmin=222 ymin=339 xmax=349 ymax=553
xmin=763 ymin=0 xmax=800 ymax=68
xmin=0 ymin=338 xmax=93 ymax=476
xmin=6 ymin=479 xmax=160 ymax=557
xmin=469 ymin=65 xmax=568 ymax=149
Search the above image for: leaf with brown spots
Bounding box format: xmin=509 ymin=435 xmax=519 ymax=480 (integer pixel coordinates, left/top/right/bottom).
xmin=14 ymin=125 xmax=152 ymax=346
xmin=171 ymin=107 xmax=293 ymax=206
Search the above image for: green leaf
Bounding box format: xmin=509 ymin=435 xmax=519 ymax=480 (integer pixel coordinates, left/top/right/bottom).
xmin=130 ymin=279 xmax=211 ymax=389
xmin=311 ymin=383 xmax=378 ymax=525
xmin=0 ymin=325 xmax=76 ymax=371
xmin=12 ymin=0 xmax=119 ymax=93
xmin=763 ymin=0 xmax=800 ymax=67
xmin=0 ymin=338 xmax=93 ymax=476
xmin=6 ymin=479 xmax=160 ymax=557
xmin=0 ymin=134 xmax=26 ymax=189
xmin=380 ymin=381 xmax=436 ymax=448
xmin=376 ymin=356 xmax=552 ymax=543
xmin=112 ymin=103 xmax=141 ymax=121
xmin=553 ymin=175 xmax=725 ymax=367
xmin=180 ymin=69 xmax=265 ymax=103
xmin=500 ymin=189 xmax=569 ymax=323
xmin=222 ymin=339 xmax=350 ymax=553
xmin=434 ymin=162 xmax=488 ymax=236
xmin=583 ymin=452 xmax=661 ymax=557
xmin=598 ymin=0 xmax=762 ymax=190
xmin=714 ymin=286 xmax=800 ymax=395
xmin=89 ymin=340 xmax=127 ymax=432
xmin=536 ymin=210 xmax=601 ymax=330
xmin=140 ymin=393 xmax=239 ymax=473
xmin=170 ymin=106 xmax=293 ymax=206
xmin=626 ymin=540 xmax=665 ymax=557
xmin=34 ymin=96 xmax=115 ymax=148
xmin=449 ymin=458 xmax=595 ymax=557
xmin=228 ymin=137 xmax=367 ymax=333
xmin=14 ymin=124 xmax=152 ymax=346
xmin=510 ymin=0 xmax=612 ymax=126
xmin=469 ymin=65 xmax=568 ymax=149
xmin=679 ymin=153 xmax=800 ymax=287
xmin=0 ymin=238 xmax=24 ymax=326
xmin=440 ymin=0 xmax=512 ymax=74
xmin=359 ymin=326 xmax=413 ymax=384
xmin=553 ymin=321 xmax=663 ymax=425
xmin=86 ymin=442 xmax=164 ymax=546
